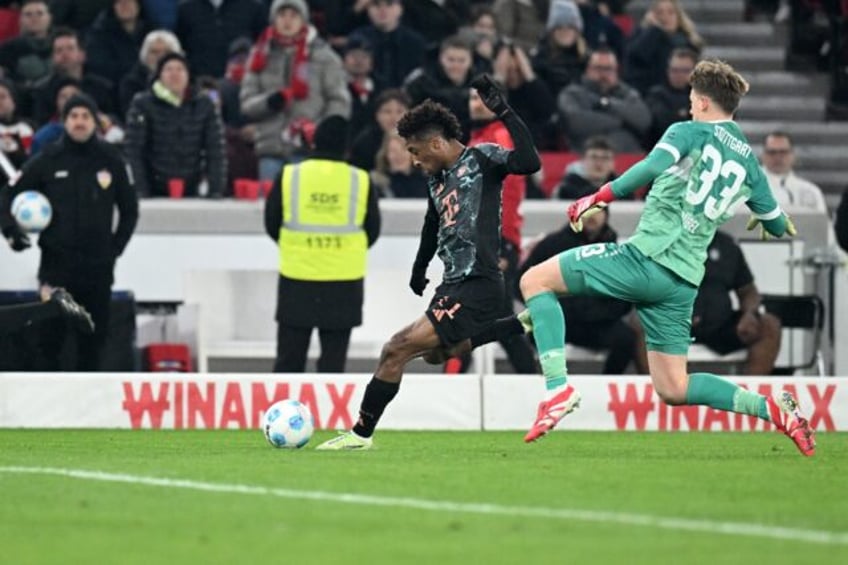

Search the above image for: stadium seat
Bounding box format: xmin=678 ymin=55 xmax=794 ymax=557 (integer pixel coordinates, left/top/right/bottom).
xmin=145 ymin=343 xmax=193 ymax=372
xmin=0 ymin=9 xmax=19 ymax=42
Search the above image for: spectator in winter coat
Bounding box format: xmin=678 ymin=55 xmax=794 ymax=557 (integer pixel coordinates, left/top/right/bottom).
xmin=370 ymin=132 xmax=428 ymax=198
xmin=324 ymin=0 xmax=371 ymax=50
xmin=349 ymin=87 xmax=409 ymax=172
xmin=492 ymin=0 xmax=547 ymax=52
xmin=555 ymin=135 xmax=618 ymax=200
xmin=118 ymin=29 xmax=183 ymax=117
xmin=348 ymin=0 xmax=426 ymax=88
xmin=85 ymin=0 xmax=152 ymax=90
xmin=558 ymin=47 xmax=651 ymax=152
xmin=623 ymin=0 xmax=703 ymax=95
xmin=532 ymin=0 xmax=588 ymax=99
xmin=401 ymin=0 xmax=471 ymax=47
xmin=124 ymin=52 xmax=226 ymax=198
xmin=30 ymin=27 xmax=115 ymax=127
xmin=240 ymin=0 xmax=350 ymax=181
xmin=344 ymin=35 xmax=383 ymax=142
xmin=404 ymin=34 xmax=475 ymax=140
xmin=0 ymin=0 xmax=52 ymax=86
xmin=573 ymin=0 xmax=624 ymax=59
xmin=645 ymin=47 xmax=696 ymax=146
xmin=175 ymin=0 xmax=266 ymax=79
xmin=47 ymin=0 xmax=111 ymax=32
xmin=491 ymin=41 xmax=557 ymax=149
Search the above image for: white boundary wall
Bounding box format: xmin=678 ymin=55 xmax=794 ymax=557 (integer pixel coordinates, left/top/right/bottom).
xmin=0 ymin=374 xmax=844 ymax=432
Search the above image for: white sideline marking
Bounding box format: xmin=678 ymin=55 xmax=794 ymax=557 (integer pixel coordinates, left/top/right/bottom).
xmin=2 ymin=466 xmax=847 ymax=546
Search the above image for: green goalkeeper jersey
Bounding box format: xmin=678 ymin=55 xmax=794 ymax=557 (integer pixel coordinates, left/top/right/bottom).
xmin=624 ymin=120 xmax=781 ymax=286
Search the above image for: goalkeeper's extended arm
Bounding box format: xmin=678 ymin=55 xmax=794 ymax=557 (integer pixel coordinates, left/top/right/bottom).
xmin=567 ymin=148 xmax=677 ymax=231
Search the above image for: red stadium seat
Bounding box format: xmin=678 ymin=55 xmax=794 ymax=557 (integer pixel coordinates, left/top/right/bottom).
xmin=612 ymin=14 xmax=635 ymax=37
xmin=0 ymin=9 xmax=19 ymax=42
xmin=145 ymin=343 xmax=193 ymax=372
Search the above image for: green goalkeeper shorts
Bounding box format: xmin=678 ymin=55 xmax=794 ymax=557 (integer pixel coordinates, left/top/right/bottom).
xmin=557 ymin=242 xmax=697 ymax=355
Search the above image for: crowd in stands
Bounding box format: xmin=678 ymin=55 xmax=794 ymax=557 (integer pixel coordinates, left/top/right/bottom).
xmin=0 ymin=0 xmax=714 ymax=202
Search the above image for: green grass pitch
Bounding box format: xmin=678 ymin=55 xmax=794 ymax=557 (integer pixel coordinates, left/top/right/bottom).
xmin=1 ymin=430 xmax=846 ymax=564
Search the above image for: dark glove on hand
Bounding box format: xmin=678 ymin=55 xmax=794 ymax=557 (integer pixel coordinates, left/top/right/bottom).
xmin=470 ymin=74 xmax=510 ymax=117
xmin=267 ymin=88 xmax=291 ymax=112
xmin=409 ymin=265 xmax=429 ymax=296
xmin=3 ymin=225 xmax=31 ymax=252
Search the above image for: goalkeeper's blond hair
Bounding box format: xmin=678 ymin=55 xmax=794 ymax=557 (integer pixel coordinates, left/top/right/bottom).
xmin=689 ymin=59 xmax=749 ymax=115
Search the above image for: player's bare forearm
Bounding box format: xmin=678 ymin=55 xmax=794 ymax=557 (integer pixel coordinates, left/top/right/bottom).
xmin=502 ymin=110 xmax=541 ymax=175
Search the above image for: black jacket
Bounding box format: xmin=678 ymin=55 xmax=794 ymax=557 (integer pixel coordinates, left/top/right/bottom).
xmin=118 ymin=61 xmax=150 ymax=118
xmin=520 ymin=223 xmax=631 ymax=324
xmin=645 ymin=82 xmax=690 ymax=146
xmin=176 ymin=0 xmax=266 ymax=78
xmin=556 ymin=169 xmax=616 ymax=200
xmin=30 ymin=71 xmax=116 ymax=126
xmin=0 ymin=134 xmax=139 ymax=284
xmin=835 ymin=187 xmax=848 ymax=253
xmin=124 ymin=87 xmax=227 ymax=197
xmin=404 ymin=62 xmax=472 ymax=141
xmin=623 ymin=26 xmax=700 ymax=95
xmin=85 ymin=8 xmax=153 ymax=88
xmin=264 ymin=156 xmax=382 ymax=329
xmin=349 ymin=25 xmax=427 ymax=88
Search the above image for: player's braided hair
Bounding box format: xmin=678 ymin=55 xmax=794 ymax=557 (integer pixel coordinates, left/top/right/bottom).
xmin=396 ymin=99 xmax=463 ymax=141
xmin=689 ymin=59 xmax=749 ymax=115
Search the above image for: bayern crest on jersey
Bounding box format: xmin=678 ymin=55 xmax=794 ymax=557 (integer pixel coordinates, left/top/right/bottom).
xmin=96 ymin=169 xmax=112 ymax=189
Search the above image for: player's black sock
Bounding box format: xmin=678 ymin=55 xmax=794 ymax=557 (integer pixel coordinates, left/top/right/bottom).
xmin=352 ymin=377 xmax=400 ymax=438
xmin=470 ymin=316 xmax=523 ymax=348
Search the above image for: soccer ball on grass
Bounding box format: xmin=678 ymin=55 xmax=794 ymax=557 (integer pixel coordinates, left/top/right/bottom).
xmin=263 ymin=399 xmax=314 ymax=449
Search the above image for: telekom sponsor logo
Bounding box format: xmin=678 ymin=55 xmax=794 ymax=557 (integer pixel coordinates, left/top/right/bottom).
xmin=607 ymin=383 xmax=837 ymax=432
xmin=121 ymin=381 xmax=357 ymax=430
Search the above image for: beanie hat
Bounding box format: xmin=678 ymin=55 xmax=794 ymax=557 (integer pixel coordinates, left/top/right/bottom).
xmin=270 ymin=0 xmax=309 ymax=22
xmin=155 ymin=52 xmax=190 ymax=81
xmin=62 ymin=93 xmax=99 ymax=121
xmin=547 ymin=0 xmax=583 ymax=32
xmin=313 ymin=115 xmax=349 ymax=156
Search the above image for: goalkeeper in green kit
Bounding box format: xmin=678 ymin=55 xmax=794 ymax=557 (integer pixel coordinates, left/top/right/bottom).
xmin=518 ymin=59 xmax=815 ymax=456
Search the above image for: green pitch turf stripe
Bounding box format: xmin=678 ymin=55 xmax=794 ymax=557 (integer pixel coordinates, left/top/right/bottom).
xmin=2 ymin=466 xmax=846 ymax=546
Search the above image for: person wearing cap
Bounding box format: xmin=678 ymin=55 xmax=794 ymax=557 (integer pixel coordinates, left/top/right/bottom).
xmin=0 ymin=93 xmax=138 ymax=371
xmin=240 ymin=0 xmax=350 ymax=182
xmin=175 ymin=0 xmax=266 ymax=79
xmin=124 ymin=52 xmax=226 ymax=198
xmin=531 ymin=0 xmax=588 ymax=98
xmin=264 ymin=115 xmax=381 ymax=373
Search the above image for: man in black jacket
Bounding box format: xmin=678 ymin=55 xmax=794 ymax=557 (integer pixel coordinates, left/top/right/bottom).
xmin=264 ymin=115 xmax=381 ymax=374
xmin=519 ymin=207 xmax=640 ymax=374
xmin=0 ymin=94 xmax=139 ymax=371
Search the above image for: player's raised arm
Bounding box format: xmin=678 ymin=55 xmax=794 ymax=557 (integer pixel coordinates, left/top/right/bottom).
xmin=469 ymin=74 xmax=540 ymax=175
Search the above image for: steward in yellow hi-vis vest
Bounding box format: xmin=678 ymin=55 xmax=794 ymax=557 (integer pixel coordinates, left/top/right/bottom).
xmin=264 ymin=116 xmax=381 ymax=373
xmin=279 ymin=159 xmax=369 ymax=281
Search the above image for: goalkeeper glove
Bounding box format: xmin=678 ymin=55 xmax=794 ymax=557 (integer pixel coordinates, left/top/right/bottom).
xmin=567 ymin=183 xmax=616 ymax=232
xmin=746 ymin=214 xmax=797 ymax=240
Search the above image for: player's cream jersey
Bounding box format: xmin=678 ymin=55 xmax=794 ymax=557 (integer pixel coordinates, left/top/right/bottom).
xmin=628 ymin=120 xmax=781 ymax=286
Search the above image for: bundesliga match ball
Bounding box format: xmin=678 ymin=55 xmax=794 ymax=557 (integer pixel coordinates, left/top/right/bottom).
xmin=11 ymin=191 xmax=52 ymax=233
xmin=263 ymin=399 xmax=314 ymax=449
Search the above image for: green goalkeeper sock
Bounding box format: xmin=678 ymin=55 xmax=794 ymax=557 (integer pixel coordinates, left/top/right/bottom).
xmin=526 ymin=291 xmax=567 ymax=391
xmin=686 ymin=372 xmax=769 ymax=420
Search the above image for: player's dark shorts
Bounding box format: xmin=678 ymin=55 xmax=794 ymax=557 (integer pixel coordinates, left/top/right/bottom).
xmin=692 ymin=311 xmax=746 ymax=355
xmin=425 ymin=276 xmax=504 ymax=347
